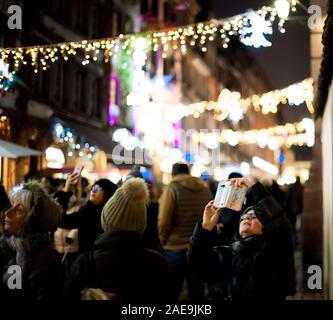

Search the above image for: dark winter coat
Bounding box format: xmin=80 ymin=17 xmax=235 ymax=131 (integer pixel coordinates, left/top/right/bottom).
xmin=0 ymin=233 xmax=62 ymax=301
xmin=188 ymin=182 xmax=294 ymax=301
xmin=64 ymin=230 xmax=170 ymax=302
xmin=55 ymin=192 xmax=106 ymax=254
xmin=143 ymin=201 xmax=162 ymax=252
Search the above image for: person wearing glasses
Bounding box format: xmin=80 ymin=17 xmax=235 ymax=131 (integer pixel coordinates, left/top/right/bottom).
xmin=188 ymin=178 xmax=294 ymax=301
xmin=55 ymin=174 xmax=117 ymax=254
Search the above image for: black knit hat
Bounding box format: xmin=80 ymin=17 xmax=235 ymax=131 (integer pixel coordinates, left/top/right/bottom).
xmin=240 ymin=204 xmax=271 ymax=227
xmin=94 ymin=179 xmax=118 ymax=206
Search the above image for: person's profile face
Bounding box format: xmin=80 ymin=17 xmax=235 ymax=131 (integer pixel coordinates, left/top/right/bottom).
xmin=4 ymin=202 xmax=29 ymax=235
xmin=89 ymin=184 xmax=105 ymax=205
xmin=239 ymin=210 xmax=263 ymax=238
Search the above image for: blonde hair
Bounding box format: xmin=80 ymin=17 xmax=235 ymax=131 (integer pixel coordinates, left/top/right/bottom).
xmin=8 ymin=185 xmax=32 ymax=212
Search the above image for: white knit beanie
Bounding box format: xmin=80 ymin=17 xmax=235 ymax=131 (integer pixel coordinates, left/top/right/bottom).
xmin=101 ymin=178 xmax=149 ymax=233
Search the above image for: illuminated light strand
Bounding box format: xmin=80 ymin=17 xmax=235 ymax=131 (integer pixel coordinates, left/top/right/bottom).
xmin=194 ymin=118 xmax=314 ymax=150
xmin=177 ymin=78 xmax=313 ymax=123
xmin=53 ymin=123 xmax=98 ymax=159
xmin=0 ymin=2 xmax=297 ymax=72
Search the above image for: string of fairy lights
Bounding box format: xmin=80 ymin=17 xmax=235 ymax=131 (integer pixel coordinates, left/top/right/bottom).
xmin=0 ymin=2 xmax=297 ymax=73
xmin=176 ymin=78 xmax=314 ymax=124
xmin=193 ymin=118 xmax=315 ymax=150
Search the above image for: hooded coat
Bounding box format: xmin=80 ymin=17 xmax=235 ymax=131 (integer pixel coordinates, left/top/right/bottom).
xmin=0 ymin=183 xmax=63 ymax=301
xmin=158 ymin=174 xmax=212 ymax=249
xmin=188 ymin=182 xmax=294 ymax=301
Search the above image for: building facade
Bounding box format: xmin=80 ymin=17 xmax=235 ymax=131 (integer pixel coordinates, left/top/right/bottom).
xmin=0 ymin=0 xmax=137 ymax=189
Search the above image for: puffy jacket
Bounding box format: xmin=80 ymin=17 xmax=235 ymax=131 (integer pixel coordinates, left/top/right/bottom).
xmin=0 ymin=233 xmax=62 ymax=301
xmin=188 ymin=182 xmax=294 ymax=301
xmin=158 ymin=174 xmax=212 ymax=249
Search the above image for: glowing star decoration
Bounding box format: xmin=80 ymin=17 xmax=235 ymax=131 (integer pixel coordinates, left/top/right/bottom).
xmin=228 ymin=100 xmax=244 ymax=124
xmin=215 ymin=89 xmax=243 ymax=123
xmin=240 ymin=11 xmax=273 ymax=48
xmin=0 ymin=61 xmax=14 ymax=96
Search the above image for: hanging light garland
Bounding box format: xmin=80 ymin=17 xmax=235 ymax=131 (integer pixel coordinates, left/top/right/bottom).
xmin=175 ymin=78 xmax=314 ymax=123
xmin=193 ymin=118 xmax=314 ymax=150
xmin=0 ymin=2 xmax=297 ymax=73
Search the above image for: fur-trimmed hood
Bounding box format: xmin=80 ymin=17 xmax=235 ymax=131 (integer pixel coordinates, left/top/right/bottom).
xmin=21 ymin=182 xmax=63 ymax=234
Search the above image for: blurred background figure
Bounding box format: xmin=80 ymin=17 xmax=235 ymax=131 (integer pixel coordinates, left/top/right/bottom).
xmin=40 ymin=175 xmax=57 ymax=196
xmin=126 ymin=165 xmax=144 ymax=180
xmin=228 ymin=172 xmax=243 ymax=179
xmin=286 ymin=176 xmax=304 ymax=241
xmin=200 ymin=171 xmax=218 ymax=197
xmin=143 ymin=179 xmax=162 ymax=252
xmin=158 ymin=162 xmax=212 ymax=301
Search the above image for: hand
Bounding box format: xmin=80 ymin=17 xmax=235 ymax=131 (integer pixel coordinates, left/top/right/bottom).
xmin=228 ymin=177 xmax=252 ymax=188
xmin=64 ymin=173 xmax=80 ymax=193
xmin=202 ymin=200 xmax=221 ymax=232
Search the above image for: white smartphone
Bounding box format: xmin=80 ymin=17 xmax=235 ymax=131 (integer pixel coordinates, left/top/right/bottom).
xmin=214 ymin=181 xmax=247 ymax=211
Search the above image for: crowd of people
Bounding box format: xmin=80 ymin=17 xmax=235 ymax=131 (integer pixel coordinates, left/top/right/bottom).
xmin=0 ymin=163 xmax=303 ymax=302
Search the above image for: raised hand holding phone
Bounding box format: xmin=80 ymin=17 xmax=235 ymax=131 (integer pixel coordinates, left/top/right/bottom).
xmin=64 ymin=167 xmax=83 ymax=192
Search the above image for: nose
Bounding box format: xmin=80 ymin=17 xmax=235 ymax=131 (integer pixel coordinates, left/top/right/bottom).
xmin=4 ymin=207 xmax=14 ymax=218
xmin=243 ymin=215 xmax=251 ymax=222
